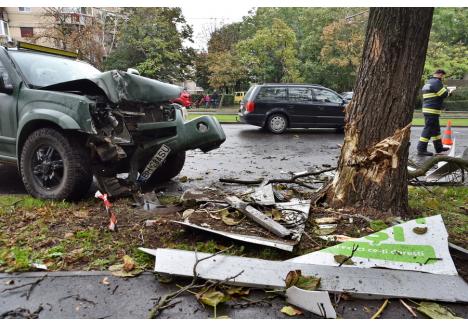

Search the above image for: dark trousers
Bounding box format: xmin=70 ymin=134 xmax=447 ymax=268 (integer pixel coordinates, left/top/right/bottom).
xmin=417 ymin=113 xmax=444 ymax=152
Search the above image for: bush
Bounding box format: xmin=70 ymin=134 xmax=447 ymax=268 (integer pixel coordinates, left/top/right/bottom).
xmin=221 ymin=94 xmax=234 ymax=107
xmin=444 ymin=100 xmax=468 ymax=111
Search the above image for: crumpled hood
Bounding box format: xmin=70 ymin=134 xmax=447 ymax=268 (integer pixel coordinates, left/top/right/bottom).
xmin=40 ymin=70 xmax=182 ymax=104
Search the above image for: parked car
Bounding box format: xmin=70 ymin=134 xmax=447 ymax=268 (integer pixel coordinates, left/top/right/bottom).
xmin=172 ymin=89 xmax=192 ymax=109
xmin=341 ymin=91 xmax=353 ymax=101
xmin=0 ymin=42 xmax=225 ymax=200
xmin=238 ymin=84 xmax=346 ymax=134
xmin=234 ymin=91 xmax=245 ymax=104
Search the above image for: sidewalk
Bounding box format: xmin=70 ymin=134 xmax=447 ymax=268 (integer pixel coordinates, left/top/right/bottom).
xmin=1 ymin=271 xmax=467 ymax=319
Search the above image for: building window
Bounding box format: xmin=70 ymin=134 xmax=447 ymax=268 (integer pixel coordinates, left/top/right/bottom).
xmin=20 ymin=27 xmax=34 ymax=38
xmin=18 ymin=7 xmax=32 ymax=12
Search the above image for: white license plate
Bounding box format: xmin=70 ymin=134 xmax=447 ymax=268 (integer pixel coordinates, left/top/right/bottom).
xmin=138 ymin=144 xmax=172 ymax=182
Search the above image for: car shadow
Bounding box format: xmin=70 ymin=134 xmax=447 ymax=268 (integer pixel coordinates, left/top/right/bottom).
xmin=0 ymin=163 xmax=27 ymax=194
xmin=238 ymin=126 xmax=342 ymax=138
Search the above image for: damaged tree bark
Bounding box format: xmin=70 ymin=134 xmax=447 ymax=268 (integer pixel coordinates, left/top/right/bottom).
xmin=326 ymin=8 xmax=434 ymax=216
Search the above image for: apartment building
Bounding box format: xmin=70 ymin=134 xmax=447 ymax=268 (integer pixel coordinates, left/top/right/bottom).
xmin=0 ymin=7 xmax=121 ymax=48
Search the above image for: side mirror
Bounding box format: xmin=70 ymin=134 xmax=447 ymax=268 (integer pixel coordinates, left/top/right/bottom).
xmin=126 ymin=68 xmax=140 ymax=75
xmin=0 ymin=74 xmax=14 ymax=95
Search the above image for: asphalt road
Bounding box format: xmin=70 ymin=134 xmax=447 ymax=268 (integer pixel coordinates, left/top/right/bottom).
xmin=1 ymin=124 xmax=467 ymax=319
xmin=1 ymin=125 xmax=467 ymax=195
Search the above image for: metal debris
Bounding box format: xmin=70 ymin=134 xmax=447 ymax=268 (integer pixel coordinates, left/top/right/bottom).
xmin=142 ymin=247 xmax=468 ymax=302
xmin=250 ymin=184 xmax=276 ymax=205
xmin=226 ymin=196 xmax=291 ymax=238
xmin=171 ymin=221 xmax=295 ymax=251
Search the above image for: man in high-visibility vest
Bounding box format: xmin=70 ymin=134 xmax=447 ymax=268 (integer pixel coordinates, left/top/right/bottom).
xmin=416 ymin=69 xmax=453 ymax=156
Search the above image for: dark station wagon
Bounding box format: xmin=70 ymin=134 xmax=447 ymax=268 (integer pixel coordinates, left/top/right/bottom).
xmin=238 ymin=84 xmax=346 ymax=133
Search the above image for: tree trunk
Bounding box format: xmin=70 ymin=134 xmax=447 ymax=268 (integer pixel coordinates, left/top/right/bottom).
xmin=326 ymin=8 xmax=433 ymax=217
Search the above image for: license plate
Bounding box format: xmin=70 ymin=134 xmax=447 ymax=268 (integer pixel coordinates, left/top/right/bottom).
xmin=138 ymin=144 xmax=172 ymax=182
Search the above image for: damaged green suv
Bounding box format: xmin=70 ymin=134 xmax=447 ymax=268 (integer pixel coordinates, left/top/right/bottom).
xmin=0 ymin=44 xmax=226 ymax=200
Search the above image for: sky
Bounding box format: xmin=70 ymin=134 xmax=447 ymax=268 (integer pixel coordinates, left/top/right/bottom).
xmin=180 ymin=3 xmax=256 ymax=51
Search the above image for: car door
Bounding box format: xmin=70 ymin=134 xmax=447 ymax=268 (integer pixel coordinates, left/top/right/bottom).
xmin=311 ymin=88 xmax=345 ymax=126
xmin=287 ymin=86 xmax=316 ymax=127
xmin=0 ymin=54 xmax=19 ymax=159
xmin=254 ymin=86 xmax=288 ymax=117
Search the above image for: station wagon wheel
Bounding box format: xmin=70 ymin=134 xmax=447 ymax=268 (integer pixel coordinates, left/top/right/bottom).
xmin=267 ymin=113 xmax=288 ymax=134
xmin=31 ymin=145 xmax=64 ymax=189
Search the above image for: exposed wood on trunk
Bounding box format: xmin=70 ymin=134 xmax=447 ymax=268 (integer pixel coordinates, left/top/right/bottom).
xmin=326 ymin=8 xmax=434 ymax=217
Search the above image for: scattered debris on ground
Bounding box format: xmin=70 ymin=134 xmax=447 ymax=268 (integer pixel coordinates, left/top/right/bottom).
xmin=1 ymin=160 xmax=467 ymax=319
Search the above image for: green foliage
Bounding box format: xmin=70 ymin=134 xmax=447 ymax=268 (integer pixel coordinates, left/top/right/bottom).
xmin=221 ymin=94 xmax=234 ymax=106
xmin=103 ymin=8 xmax=194 ymax=82
xmin=208 ymin=51 xmax=247 ymax=91
xmin=236 ymin=18 xmax=301 ymax=83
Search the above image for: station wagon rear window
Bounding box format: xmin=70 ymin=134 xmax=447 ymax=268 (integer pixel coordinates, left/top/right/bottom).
xmin=256 ymin=87 xmax=287 ymax=101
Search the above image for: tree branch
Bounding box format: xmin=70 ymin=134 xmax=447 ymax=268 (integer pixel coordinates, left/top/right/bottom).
xmin=219 ymin=167 xmax=336 ymax=187
xmin=408 ymin=156 xmax=468 ymax=179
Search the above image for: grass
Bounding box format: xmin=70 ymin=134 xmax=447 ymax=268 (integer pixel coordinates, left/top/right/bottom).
xmin=0 ymin=186 xmax=466 ymax=272
xmin=412 ymin=118 xmax=468 ymax=127
xmin=188 ymin=114 xmax=239 ymax=123
xmin=408 ymin=186 xmax=468 ymax=247
xmin=188 ymin=114 xmax=468 ymax=127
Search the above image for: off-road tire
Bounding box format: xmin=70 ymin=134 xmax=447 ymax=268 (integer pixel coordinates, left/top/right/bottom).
xmin=141 ymin=151 xmax=186 ymax=192
xmin=267 ymin=113 xmax=288 ymax=134
xmin=20 ymin=128 xmax=93 ymax=200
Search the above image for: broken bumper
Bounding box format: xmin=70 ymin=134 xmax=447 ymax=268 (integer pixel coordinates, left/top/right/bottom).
xmin=135 ymin=110 xmax=226 ymax=153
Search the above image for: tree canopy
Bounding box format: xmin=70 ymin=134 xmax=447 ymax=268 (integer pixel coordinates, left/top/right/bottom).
xmin=103 ymin=7 xmax=194 ymax=83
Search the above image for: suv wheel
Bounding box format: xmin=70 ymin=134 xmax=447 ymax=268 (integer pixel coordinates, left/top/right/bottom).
xmin=267 ymin=113 xmax=288 ymax=134
xmin=95 ymin=151 xmax=187 ymax=196
xmin=20 ymin=128 xmax=92 ymax=200
xmin=141 ymin=151 xmax=186 ymax=192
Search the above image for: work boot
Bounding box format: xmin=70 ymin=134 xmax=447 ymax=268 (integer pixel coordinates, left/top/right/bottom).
xmin=433 ymin=139 xmax=450 ymax=153
xmin=416 ymin=140 xmax=433 ymax=156
xmin=417 ymin=151 xmax=434 ymax=156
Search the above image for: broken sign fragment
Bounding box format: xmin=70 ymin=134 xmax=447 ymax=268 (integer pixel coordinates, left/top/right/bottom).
xmin=289 ymin=215 xmax=458 ymax=275
xmin=250 ymin=184 xmax=276 ymax=206
xmin=285 ymin=286 xmax=336 ymax=319
xmin=143 ymin=248 xmax=468 ymax=302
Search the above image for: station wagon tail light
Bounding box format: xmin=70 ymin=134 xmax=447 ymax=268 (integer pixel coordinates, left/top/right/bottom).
xmin=246 ymin=101 xmax=255 ymax=113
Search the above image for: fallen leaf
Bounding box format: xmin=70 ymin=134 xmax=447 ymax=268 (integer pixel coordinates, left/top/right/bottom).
xmin=225 ymin=287 xmax=250 ymax=297
xmin=221 ymin=214 xmax=243 ymax=226
xmin=334 ymin=255 xmax=355 ymax=265
xmin=271 ymin=209 xmax=283 ymax=221
xmin=64 ymin=232 xmax=74 ymax=239
xmin=370 ymin=220 xmax=388 ymax=231
xmin=179 ymin=176 xmax=188 ymax=183
xmin=315 ymin=226 xmax=337 ymax=235
xmin=73 ymin=210 xmax=89 ymax=218
xmin=295 ymin=275 xmax=321 ymax=291
xmin=413 ymin=227 xmax=428 ymax=235
xmin=156 ymin=274 xmax=173 ymax=284
xmin=122 ymin=255 xmax=135 ymax=272
xmin=315 ymin=217 xmax=339 ymax=224
xmin=285 ymin=270 xmax=302 ymax=288
xmin=101 ymin=277 xmax=110 ymax=285
xmin=108 ymin=264 xmax=142 ymax=278
xmin=416 ymin=302 xmax=462 ymax=319
xmin=281 ymin=305 xmax=303 ymax=316
xmin=199 ymin=290 xmax=227 ymax=307
xmin=182 ymin=209 xmax=195 ymax=219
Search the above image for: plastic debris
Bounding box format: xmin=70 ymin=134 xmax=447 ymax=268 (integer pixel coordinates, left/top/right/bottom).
xmin=95 ymin=190 xmax=117 ymax=231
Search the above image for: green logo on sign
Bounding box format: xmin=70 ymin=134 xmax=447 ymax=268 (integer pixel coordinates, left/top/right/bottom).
xmin=322 ymin=241 xmax=437 ymax=264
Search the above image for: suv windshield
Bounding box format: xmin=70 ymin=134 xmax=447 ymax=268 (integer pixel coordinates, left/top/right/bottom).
xmin=9 ymin=51 xmax=101 ymax=88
